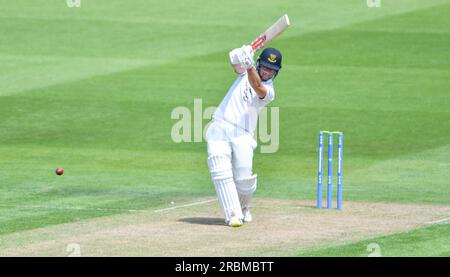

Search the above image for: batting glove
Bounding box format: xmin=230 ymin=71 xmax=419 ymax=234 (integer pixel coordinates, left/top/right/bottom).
xmin=238 ymin=47 xmax=255 ymax=70
xmin=241 ymin=45 xmax=254 ymax=59
xmin=229 ymin=48 xmax=242 ymax=65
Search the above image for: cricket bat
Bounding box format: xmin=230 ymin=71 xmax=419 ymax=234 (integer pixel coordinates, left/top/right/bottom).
xmin=250 ymin=14 xmax=291 ymax=51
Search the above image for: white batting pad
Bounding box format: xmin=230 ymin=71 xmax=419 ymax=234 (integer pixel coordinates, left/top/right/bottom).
xmin=235 ymin=174 xmax=257 ymax=209
xmin=208 ymin=155 xmax=243 ymax=221
xmin=213 ymin=177 xmax=243 ymax=222
xmin=207 ymin=155 xmax=233 ymax=180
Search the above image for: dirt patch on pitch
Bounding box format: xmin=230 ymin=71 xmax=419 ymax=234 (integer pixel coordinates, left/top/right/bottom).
xmin=0 ymin=198 xmax=449 ymax=256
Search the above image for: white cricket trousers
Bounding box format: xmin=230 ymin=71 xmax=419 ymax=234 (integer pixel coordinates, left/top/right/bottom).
xmin=205 ymin=119 xmax=258 ymax=222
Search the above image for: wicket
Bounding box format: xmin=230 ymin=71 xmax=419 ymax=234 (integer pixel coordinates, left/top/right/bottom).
xmin=317 ymin=131 xmax=343 ymax=209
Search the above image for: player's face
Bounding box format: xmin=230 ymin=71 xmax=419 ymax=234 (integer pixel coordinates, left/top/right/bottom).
xmin=259 ymin=65 xmax=276 ymax=81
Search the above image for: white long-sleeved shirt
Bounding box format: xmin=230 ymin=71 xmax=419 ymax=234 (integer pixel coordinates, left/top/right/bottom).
xmin=213 ymin=72 xmax=275 ymax=135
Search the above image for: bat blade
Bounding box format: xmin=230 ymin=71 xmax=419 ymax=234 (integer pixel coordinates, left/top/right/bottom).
xmin=251 ymin=14 xmax=290 ymax=51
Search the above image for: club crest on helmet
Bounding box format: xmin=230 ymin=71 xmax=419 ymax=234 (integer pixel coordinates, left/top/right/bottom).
xmin=268 ymin=54 xmax=277 ymax=63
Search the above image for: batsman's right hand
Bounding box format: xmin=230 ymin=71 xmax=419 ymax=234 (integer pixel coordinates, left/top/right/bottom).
xmin=238 ymin=45 xmax=255 ymax=69
xmin=236 ymin=47 xmax=254 ymax=69
xmin=241 ymin=45 xmax=254 ymax=59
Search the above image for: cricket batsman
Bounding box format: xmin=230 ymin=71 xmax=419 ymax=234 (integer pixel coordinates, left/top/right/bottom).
xmin=205 ymin=45 xmax=282 ymax=227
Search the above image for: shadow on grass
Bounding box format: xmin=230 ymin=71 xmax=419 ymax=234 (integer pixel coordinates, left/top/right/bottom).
xmin=179 ymin=217 xmax=225 ymax=226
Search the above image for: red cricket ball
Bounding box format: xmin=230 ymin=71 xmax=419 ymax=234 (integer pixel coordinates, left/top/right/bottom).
xmin=56 ymin=168 xmax=64 ymax=175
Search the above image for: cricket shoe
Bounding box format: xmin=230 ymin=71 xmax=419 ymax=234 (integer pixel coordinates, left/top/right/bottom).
xmin=242 ymin=208 xmax=252 ymax=222
xmin=227 ymin=216 xmax=243 ymax=227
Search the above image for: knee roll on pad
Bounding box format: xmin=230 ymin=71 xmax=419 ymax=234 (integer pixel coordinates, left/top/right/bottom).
xmin=207 ymin=155 xmax=233 ymax=180
xmin=235 ymin=174 xmax=257 ymax=195
xmin=232 ymin=167 xmax=253 ymax=181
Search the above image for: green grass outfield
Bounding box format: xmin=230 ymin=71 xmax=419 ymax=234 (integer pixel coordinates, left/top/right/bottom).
xmin=0 ymin=0 xmax=449 ymax=256
xmin=298 ymin=223 xmax=450 ymax=257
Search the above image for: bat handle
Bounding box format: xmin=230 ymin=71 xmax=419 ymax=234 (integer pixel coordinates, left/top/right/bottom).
xmin=251 ymin=36 xmax=265 ymax=51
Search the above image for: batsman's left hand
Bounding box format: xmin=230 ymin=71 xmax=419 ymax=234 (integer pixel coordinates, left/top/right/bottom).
xmin=229 ymin=48 xmax=242 ymax=65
